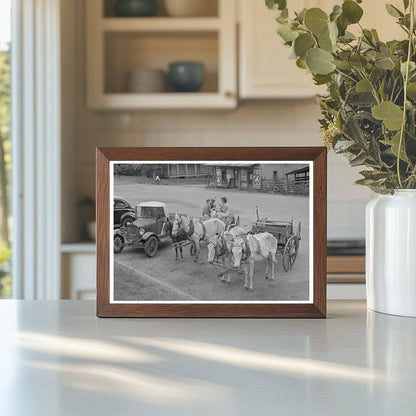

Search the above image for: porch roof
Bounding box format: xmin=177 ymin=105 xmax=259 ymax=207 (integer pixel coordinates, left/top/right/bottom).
xmin=286 ymin=166 xmax=310 ymax=175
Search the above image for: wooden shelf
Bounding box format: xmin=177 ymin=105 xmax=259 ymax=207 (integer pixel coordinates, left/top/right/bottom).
xmin=101 ymin=17 xmax=221 ymax=32
xmin=61 ymin=242 xmax=96 ymax=254
xmin=327 ymin=256 xmax=365 ymax=275
xmin=89 ymin=92 xmax=235 ymax=110
xmin=86 ymin=0 xmax=237 ymax=110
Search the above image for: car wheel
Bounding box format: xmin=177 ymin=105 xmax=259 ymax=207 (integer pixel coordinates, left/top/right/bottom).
xmin=144 ymin=236 xmax=159 ymax=257
xmin=114 ymin=235 xmax=124 ymax=254
xmin=121 ymin=216 xmax=134 ymax=227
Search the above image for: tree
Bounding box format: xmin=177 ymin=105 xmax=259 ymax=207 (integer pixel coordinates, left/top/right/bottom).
xmin=0 ymin=46 xmax=10 ymax=247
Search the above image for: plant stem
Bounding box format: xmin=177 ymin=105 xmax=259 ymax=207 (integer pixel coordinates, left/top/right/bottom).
xmin=334 ymin=68 xmax=357 ymax=83
xmin=397 ymin=0 xmax=415 ymax=188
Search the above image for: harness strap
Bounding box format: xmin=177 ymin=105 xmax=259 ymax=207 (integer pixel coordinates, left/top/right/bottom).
xmin=186 ymin=218 xmax=195 ymax=237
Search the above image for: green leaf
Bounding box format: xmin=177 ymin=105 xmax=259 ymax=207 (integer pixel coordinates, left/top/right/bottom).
xmin=318 ymin=32 xmax=333 ymax=52
xmin=277 ymin=23 xmax=299 ymax=42
xmin=306 ymin=48 xmax=335 ymax=75
xmin=340 ymin=31 xmax=356 ymax=42
xmin=359 ymin=170 xmax=391 ymax=180
xmin=375 ymin=56 xmax=395 ymax=70
xmin=401 ymin=61 xmax=416 ymax=76
xmin=334 ymin=139 xmax=355 ymax=152
xmin=356 ymin=79 xmax=372 ymax=92
xmin=350 ymin=152 xmax=368 ymax=167
xmin=280 ymin=8 xmax=289 ymax=19
xmin=266 ymin=0 xmax=287 ymax=11
xmin=407 ymin=82 xmax=416 ymax=99
xmin=333 ymin=59 xmax=353 ymax=70
xmin=313 ymin=74 xmax=332 ymax=85
xmin=372 ymin=101 xmax=404 ymax=130
xmin=304 ymin=8 xmax=329 ymax=35
xmin=362 ymin=29 xmax=375 ymax=44
xmin=385 ymin=4 xmax=403 ymax=18
xmin=371 ymin=29 xmax=380 ymax=42
xmin=350 ymin=53 xmax=368 ymax=69
xmin=403 ymin=0 xmax=410 ymax=9
xmin=336 ymin=15 xmax=348 ymax=36
xmin=342 ymin=0 xmax=363 ymax=24
xmin=330 ymin=5 xmax=343 ymax=22
xmin=294 ymin=33 xmax=315 ymax=57
xmin=295 ymin=8 xmax=307 ymax=22
xmin=381 ymin=132 xmax=409 ymax=162
xmin=369 ymin=137 xmax=381 ymax=162
xmin=296 ymin=57 xmax=307 ymax=69
xmin=355 ymin=178 xmax=377 ymax=185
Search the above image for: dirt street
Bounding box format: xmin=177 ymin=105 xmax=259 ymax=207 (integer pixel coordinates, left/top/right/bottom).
xmin=113 ymin=176 xmax=311 ymax=302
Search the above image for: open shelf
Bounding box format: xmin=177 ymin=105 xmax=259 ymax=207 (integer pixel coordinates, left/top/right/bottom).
xmin=101 ymin=17 xmax=221 ymax=32
xmin=103 ymin=0 xmax=219 ymax=18
xmin=104 ymin=31 xmax=219 ymax=94
xmin=86 ymin=0 xmax=236 ymax=109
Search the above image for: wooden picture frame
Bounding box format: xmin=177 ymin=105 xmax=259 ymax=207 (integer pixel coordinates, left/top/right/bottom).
xmin=97 ymin=147 xmax=327 ymax=318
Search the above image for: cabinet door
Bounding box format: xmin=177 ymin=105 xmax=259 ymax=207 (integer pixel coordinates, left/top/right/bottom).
xmin=239 ymin=0 xmax=403 ymax=99
xmin=239 ymin=0 xmax=320 ymax=99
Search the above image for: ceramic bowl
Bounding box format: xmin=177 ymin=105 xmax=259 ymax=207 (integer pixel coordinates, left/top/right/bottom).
xmin=114 ymin=0 xmax=158 ymax=17
xmin=168 ymin=62 xmax=205 ymax=93
xmin=127 ymin=68 xmax=167 ymax=93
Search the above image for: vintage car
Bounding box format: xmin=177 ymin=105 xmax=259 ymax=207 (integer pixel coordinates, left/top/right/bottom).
xmin=113 ymin=201 xmax=171 ymax=257
xmin=114 ymin=196 xmax=136 ymax=228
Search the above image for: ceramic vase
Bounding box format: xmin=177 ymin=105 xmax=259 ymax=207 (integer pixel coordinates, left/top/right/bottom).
xmin=366 ymin=190 xmax=416 ymax=317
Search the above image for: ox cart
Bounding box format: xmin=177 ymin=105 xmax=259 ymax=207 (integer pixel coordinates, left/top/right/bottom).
xmin=252 ymin=207 xmax=301 ymax=272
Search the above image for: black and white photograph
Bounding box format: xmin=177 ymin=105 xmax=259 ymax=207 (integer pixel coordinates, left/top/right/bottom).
xmin=110 ymin=161 xmax=313 ymax=303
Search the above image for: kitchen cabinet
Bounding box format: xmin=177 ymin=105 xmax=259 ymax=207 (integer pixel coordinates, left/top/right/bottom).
xmin=238 ymin=0 xmax=404 ymax=99
xmin=239 ymin=0 xmax=322 ymax=99
xmin=86 ymin=0 xmax=237 ymax=109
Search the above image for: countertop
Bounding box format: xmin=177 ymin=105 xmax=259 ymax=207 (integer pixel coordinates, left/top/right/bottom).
xmin=0 ymin=300 xmax=415 ymax=415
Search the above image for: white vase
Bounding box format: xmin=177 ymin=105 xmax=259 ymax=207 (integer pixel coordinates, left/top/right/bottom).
xmin=366 ymin=190 xmax=416 ymax=317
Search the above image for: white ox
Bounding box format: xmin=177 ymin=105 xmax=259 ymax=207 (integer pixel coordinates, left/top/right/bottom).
xmin=207 ymin=226 xmax=246 ymax=283
xmin=232 ymin=232 xmax=278 ymax=290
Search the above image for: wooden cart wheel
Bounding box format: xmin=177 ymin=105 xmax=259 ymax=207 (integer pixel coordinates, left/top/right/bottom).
xmin=114 ymin=235 xmax=124 ymax=254
xmin=144 ymin=236 xmax=159 ymax=257
xmin=282 ymin=235 xmax=299 ymax=272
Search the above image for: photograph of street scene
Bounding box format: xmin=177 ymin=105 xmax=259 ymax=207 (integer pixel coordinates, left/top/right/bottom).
xmin=111 ymin=162 xmax=312 ymax=302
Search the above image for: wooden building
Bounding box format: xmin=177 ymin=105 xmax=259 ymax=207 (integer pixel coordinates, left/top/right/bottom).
xmin=207 ymin=163 xmax=309 ymax=195
xmin=167 ymin=164 xmax=209 ymax=178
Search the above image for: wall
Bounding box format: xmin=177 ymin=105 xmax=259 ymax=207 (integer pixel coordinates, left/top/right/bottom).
xmin=61 ymin=0 xmax=374 ymax=243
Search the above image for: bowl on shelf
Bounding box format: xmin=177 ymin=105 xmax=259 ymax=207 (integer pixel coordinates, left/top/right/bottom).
xmin=168 ymin=62 xmax=205 ymax=93
xmin=127 ymin=68 xmax=167 ymax=93
xmin=164 ymin=0 xmax=217 ymax=17
xmin=114 ymin=0 xmax=158 ymax=17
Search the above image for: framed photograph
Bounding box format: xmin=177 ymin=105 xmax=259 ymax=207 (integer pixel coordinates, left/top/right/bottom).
xmin=96 ymin=147 xmax=327 ymax=318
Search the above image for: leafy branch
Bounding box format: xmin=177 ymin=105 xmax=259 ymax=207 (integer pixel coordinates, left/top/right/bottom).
xmin=266 ymin=0 xmax=416 ymax=193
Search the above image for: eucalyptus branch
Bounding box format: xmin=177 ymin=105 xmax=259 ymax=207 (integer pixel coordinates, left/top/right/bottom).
xmin=334 ymin=68 xmax=358 ymax=83
xmin=397 ymin=0 xmax=415 ymax=188
xmin=358 ymin=69 xmax=381 ymax=104
xmin=267 ymin=0 xmax=416 ymax=193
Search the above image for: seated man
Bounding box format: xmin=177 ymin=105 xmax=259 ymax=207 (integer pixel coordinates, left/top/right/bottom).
xmin=202 ymin=199 xmax=212 ymax=218
xmin=216 ymin=197 xmax=234 ymax=225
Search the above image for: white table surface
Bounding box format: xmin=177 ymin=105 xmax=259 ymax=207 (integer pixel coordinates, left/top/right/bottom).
xmin=0 ymin=300 xmax=415 ymax=416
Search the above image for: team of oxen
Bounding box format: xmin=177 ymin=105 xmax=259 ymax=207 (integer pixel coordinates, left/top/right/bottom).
xmin=169 ymin=215 xmax=278 ymax=290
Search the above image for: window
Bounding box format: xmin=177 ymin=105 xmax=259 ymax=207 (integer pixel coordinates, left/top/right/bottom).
xmin=114 ymin=199 xmax=127 ymax=209
xmin=0 ymin=0 xmax=11 ymax=298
